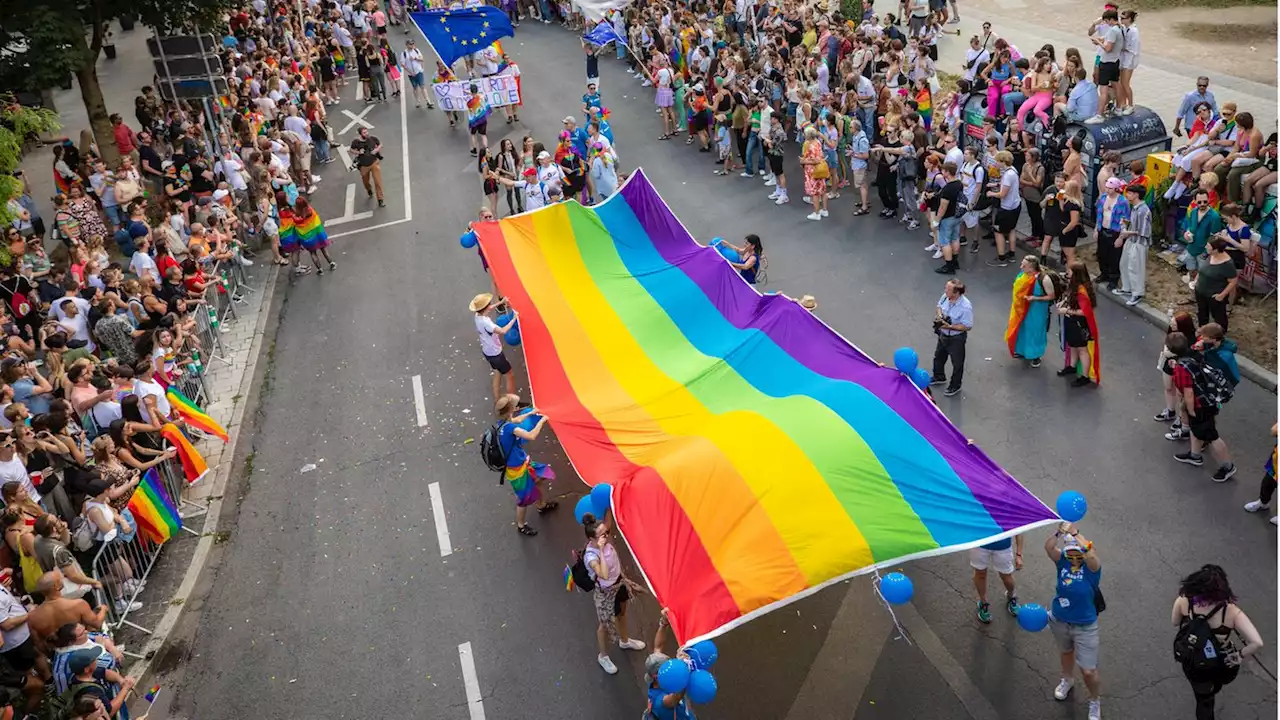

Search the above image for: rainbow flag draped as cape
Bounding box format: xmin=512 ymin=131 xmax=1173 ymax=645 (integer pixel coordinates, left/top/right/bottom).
xmin=166 ymin=387 xmax=229 ymax=443
xmin=1005 ymin=271 xmax=1036 ymax=357
xmin=127 ymin=469 xmax=182 ymax=545
xmin=295 ymin=209 xmax=328 ymax=249
xmin=1060 ymin=287 xmax=1102 ymax=383
xmin=473 ymin=170 xmax=1058 ymax=644
xmin=915 ymin=86 xmax=933 ymax=130
xmin=160 ymin=423 xmax=209 ymax=483
xmin=466 ymin=93 xmax=490 ymax=130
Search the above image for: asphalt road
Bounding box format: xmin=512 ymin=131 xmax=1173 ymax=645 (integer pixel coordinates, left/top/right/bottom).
xmin=159 ymin=23 xmax=1278 ymax=720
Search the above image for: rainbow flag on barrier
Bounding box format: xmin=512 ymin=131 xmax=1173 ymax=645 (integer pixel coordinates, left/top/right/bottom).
xmin=128 ymin=469 xmax=182 ymax=545
xmin=473 ymin=169 xmax=1059 ymax=645
xmin=166 ymin=387 xmax=229 ymax=443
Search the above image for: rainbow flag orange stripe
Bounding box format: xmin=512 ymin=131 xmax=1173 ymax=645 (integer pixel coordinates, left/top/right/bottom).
xmin=166 ymin=387 xmax=229 ymax=443
xmin=1005 ymin=271 xmax=1036 ymax=358
xmin=127 ymin=469 xmax=181 ymax=544
xmin=160 ymin=423 xmax=209 ymax=483
xmin=474 ymin=170 xmax=1057 ymax=644
xmin=295 ymin=210 xmax=327 ymax=248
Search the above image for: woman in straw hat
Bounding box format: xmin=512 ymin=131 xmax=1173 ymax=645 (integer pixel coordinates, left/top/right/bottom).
xmin=470 ymin=293 xmax=519 ymax=401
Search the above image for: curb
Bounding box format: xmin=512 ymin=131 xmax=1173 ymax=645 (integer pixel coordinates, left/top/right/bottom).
xmin=124 ymin=264 xmax=280 ymax=682
xmin=1095 ymin=285 xmax=1277 ymax=393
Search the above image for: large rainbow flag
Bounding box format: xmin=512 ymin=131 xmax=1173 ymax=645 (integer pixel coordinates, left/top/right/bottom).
xmin=473 ymin=171 xmax=1059 ymax=644
xmin=128 ymin=468 xmax=182 ymax=545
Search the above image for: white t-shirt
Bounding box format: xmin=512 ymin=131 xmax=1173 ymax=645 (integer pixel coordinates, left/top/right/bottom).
xmin=945 ymin=146 xmax=964 ymax=169
xmin=334 ymin=25 xmax=353 ymax=47
xmin=130 ymin=251 xmax=160 ymax=283
xmin=216 ymin=157 xmax=248 ymax=191
xmin=475 ymin=314 xmax=502 ymax=356
xmin=57 ymin=312 xmax=94 ymax=352
xmin=402 ymin=48 xmax=425 ymax=77
xmin=53 ymin=296 xmax=91 ymax=323
xmin=999 ymin=167 xmax=1022 ymax=210
xmin=133 ymin=378 xmax=171 ymax=423
xmin=514 ymin=180 xmax=548 ymax=211
xmin=536 ymin=163 xmax=565 ymax=191
xmin=0 ymin=455 xmax=36 ymax=504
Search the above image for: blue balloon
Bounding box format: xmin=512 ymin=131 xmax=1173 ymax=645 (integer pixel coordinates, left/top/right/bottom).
xmin=574 ymin=496 xmax=596 ymax=524
xmin=686 ymin=669 xmax=718 ymax=704
xmin=504 ymin=325 xmax=521 ymax=347
xmin=710 ymin=237 xmax=740 ymax=262
xmin=590 ymin=483 xmax=613 ymax=516
xmin=893 ymin=347 xmax=919 ymax=374
xmin=1056 ymin=491 xmax=1088 ymax=523
xmin=1016 ymin=602 xmax=1050 ymax=632
xmin=460 ymin=230 xmax=479 ymax=249
xmin=657 ymin=658 xmax=691 ymax=693
xmin=515 ymin=412 xmax=541 ymax=432
xmin=910 ymin=367 xmax=932 ymax=390
xmin=496 ymin=312 xmax=514 ymax=327
xmin=880 ymin=572 xmax=914 ymax=605
xmin=686 ymin=640 xmax=718 ymax=670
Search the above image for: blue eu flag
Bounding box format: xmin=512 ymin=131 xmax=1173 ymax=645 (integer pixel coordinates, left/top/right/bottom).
xmin=410 ymin=7 xmax=515 ymax=68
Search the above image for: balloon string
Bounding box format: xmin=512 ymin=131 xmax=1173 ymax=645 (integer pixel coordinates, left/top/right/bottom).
xmin=871 ymin=570 xmax=913 ymax=646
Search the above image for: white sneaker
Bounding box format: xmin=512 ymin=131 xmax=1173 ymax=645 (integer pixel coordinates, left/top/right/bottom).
xmin=1120 ymin=106 xmax=1134 ymax=116
xmin=1125 ymin=295 xmax=1143 ymax=306
xmin=925 ymin=243 xmax=938 ymax=252
xmin=239 ymin=257 xmax=254 ymax=267
xmin=775 ymin=195 xmax=789 ymax=205
xmin=1088 ymin=699 xmax=1101 ymax=720
xmin=803 ymin=196 xmax=812 ymax=204
xmin=597 ymin=654 xmax=618 ymax=674
xmin=932 ymin=249 xmax=944 ymax=259
xmin=641 ymin=80 xmax=652 ymax=87
xmin=764 ymin=178 xmax=776 ymax=187
xmin=311 ymin=174 xmax=322 ymax=182
xmin=618 ymin=638 xmax=646 ymax=651
xmin=1245 ymin=500 xmax=1270 ymax=513
xmin=114 ymin=599 xmax=143 ymax=614
xmin=740 ymin=171 xmax=753 ymax=178
xmin=1053 ymin=679 xmax=1073 ymax=701
xmin=1084 ymin=114 xmax=1106 ymax=124
xmin=1271 ymin=516 xmax=1277 ymax=525
xmin=820 ymin=209 xmax=829 ymax=217
xmin=1110 ymin=287 xmax=1129 ymax=295
xmin=768 ymin=191 xmax=780 ymax=200
xmin=807 ymin=212 xmax=822 ymax=220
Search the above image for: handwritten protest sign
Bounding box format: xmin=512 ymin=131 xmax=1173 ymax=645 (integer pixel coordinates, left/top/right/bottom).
xmin=432 ymin=75 xmax=521 ymax=112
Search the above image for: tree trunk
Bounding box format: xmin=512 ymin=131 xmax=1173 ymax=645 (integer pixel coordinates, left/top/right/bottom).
xmin=75 ymin=64 xmax=120 ymax=168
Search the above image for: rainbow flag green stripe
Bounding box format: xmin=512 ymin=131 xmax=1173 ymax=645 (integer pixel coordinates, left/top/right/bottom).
xmin=127 ymin=469 xmax=181 ymax=544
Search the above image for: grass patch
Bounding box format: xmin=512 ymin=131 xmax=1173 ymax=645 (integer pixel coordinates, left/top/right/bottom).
xmin=1174 ymin=20 xmax=1277 ymax=43
xmin=169 ymin=597 xmax=186 ymax=606
xmin=937 ymin=71 xmax=960 ymax=95
xmin=211 ymin=530 xmax=232 ymax=545
xmin=1126 ymin=0 xmax=1274 ymax=8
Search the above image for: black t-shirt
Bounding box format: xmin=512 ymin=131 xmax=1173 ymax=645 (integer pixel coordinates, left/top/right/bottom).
xmin=317 ymin=54 xmax=335 ymax=81
xmin=138 ymin=145 xmax=163 ymax=177
xmin=937 ymin=179 xmax=963 ymax=219
xmin=1060 ymin=199 xmax=1082 ymax=238
xmin=350 ymin=136 xmax=382 ymax=167
xmin=189 ymin=161 xmax=215 ymax=194
xmin=560 ymin=156 xmax=586 ymax=193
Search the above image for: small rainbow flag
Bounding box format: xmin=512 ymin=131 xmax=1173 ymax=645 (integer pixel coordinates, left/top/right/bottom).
xmin=128 ymin=470 xmax=181 ymax=545
xmin=144 ymin=684 xmax=161 ymax=702
xmin=166 ymin=387 xmax=229 ymax=443
xmin=160 ymin=423 xmax=209 ymax=483
xmin=295 ymin=209 xmax=328 ymax=250
xmin=562 ymin=565 xmax=574 ymax=592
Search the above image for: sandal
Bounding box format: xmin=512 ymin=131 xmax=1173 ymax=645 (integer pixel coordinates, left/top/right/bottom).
xmin=852 ymin=206 xmax=869 ymax=216
xmin=517 ymin=524 xmax=538 ymax=536
xmin=658 ymin=134 xmax=670 ymax=140
xmin=537 ymin=500 xmax=559 ymax=514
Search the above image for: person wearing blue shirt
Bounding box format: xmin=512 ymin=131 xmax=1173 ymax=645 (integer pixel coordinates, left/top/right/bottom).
xmin=561 ymin=117 xmax=590 ymax=159
xmin=1062 ymin=66 xmax=1099 ymax=123
xmin=848 ymin=120 xmax=871 ymax=214
xmin=969 ymin=534 xmax=1024 ymax=623
xmin=643 ymin=609 xmax=694 ymax=720
xmin=581 ymin=82 xmax=602 ymax=124
xmin=1044 ymin=524 xmax=1103 ymax=720
xmin=1174 ymin=77 xmax=1217 ymax=138
xmin=930 ymin=279 xmax=973 ymax=397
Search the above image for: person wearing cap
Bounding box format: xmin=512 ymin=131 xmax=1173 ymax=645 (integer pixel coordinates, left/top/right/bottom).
xmin=401 ymin=39 xmax=432 ymax=109
xmin=493 ymin=167 xmax=554 ymax=212
xmin=64 ymin=645 xmax=135 ymax=718
xmin=471 ymin=294 xmax=519 ymax=401
xmin=643 ymin=608 xmax=693 ymax=719
xmin=1113 ymin=183 xmax=1150 ymax=305
xmin=1043 ymin=522 xmax=1103 ymax=720
xmin=1092 ymin=175 xmax=1130 ymax=291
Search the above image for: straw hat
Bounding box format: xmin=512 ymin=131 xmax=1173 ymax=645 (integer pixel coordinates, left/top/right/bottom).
xmin=469 ymin=293 xmax=494 ymax=313
xmin=798 ymin=295 xmax=819 ymax=311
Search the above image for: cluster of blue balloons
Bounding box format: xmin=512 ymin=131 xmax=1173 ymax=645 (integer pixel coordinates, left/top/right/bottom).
xmin=460 ymin=229 xmax=479 ymax=249
xmin=495 ymin=312 xmax=522 ymax=347
xmin=892 ymin=347 xmax=932 ymax=391
xmin=710 ymin=237 xmax=741 ymax=262
xmin=1012 ymin=490 xmax=1087 ymax=633
xmin=657 ymin=640 xmax=719 ymax=704
xmin=574 ymin=483 xmax=614 ymax=523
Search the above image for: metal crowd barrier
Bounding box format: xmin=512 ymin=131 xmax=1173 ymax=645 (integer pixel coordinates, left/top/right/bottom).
xmin=87 ymin=450 xmax=208 ymax=638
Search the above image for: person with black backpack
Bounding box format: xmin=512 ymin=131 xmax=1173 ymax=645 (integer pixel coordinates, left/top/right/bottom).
xmin=1167 ymin=333 xmax=1237 ymax=483
xmin=491 ymin=394 xmax=557 ymax=537
xmin=1171 ymin=564 xmax=1264 ymax=720
xmin=1043 ymin=523 xmax=1103 ymax=720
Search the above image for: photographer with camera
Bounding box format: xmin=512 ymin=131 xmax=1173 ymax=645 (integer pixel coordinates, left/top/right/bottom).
xmin=930 ymin=279 xmax=973 ymax=397
xmin=349 ymin=127 xmax=386 ymax=208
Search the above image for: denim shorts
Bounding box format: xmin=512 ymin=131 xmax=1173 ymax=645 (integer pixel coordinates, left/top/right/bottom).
xmin=938 ymin=216 xmax=962 ymax=245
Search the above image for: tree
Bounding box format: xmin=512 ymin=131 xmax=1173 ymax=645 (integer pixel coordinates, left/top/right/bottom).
xmin=0 ymin=0 xmax=234 ymax=168
xmin=0 ymin=97 xmax=61 ymax=230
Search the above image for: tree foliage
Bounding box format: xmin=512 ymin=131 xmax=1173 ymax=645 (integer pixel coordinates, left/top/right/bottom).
xmin=0 ymin=98 xmax=62 ymax=228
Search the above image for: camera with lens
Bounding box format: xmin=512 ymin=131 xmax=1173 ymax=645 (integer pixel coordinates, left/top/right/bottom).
xmin=933 ymin=314 xmax=951 ymax=335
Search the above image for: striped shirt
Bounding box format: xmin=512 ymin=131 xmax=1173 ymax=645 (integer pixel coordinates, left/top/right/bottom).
xmin=1126 ymin=202 xmax=1152 ymax=246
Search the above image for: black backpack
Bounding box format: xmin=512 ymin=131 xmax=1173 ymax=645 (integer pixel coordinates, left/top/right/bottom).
xmin=1177 ymin=356 xmax=1235 ymax=409
xmin=479 ymin=421 xmax=509 ymax=483
xmin=567 ymin=546 xmax=596 ymax=592
xmin=1174 ymin=604 xmax=1235 ymax=679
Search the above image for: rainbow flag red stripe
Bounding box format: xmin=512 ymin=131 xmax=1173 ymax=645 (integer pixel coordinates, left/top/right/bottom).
xmin=127 ymin=469 xmax=181 ymax=544
xmin=160 ymin=423 xmax=209 ymax=483
xmin=1005 ymin=271 xmax=1036 ymax=358
xmin=295 ymin=210 xmax=327 ymax=247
